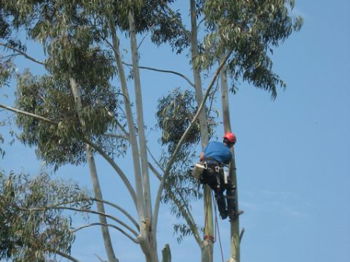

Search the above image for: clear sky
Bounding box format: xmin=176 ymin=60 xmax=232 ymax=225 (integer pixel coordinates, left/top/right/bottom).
xmin=0 ymin=1 xmax=349 ymax=262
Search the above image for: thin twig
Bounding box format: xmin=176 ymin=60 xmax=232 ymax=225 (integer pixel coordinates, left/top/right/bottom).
xmin=46 ymin=249 xmax=80 ymax=262
xmin=103 ymin=133 xmax=129 ymax=140
xmin=147 ymin=146 xmax=164 ymax=173
xmin=0 ymin=42 xmax=45 ymax=66
xmin=83 ymin=138 xmax=138 ymax=209
xmin=123 ymin=62 xmax=195 ymax=88
xmin=91 ymin=198 xmax=139 ymax=230
xmin=239 ymin=228 xmax=245 ymax=243
xmin=71 ymin=222 xmax=139 ymax=243
xmin=0 ymin=104 xmax=56 ymax=125
xmin=23 ymin=206 xmax=139 ymax=237
xmin=148 ymin=162 xmax=162 ymax=180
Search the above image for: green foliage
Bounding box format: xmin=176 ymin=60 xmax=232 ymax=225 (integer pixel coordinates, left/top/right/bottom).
xmin=110 ymin=0 xmax=189 ymax=53
xmin=197 ymin=0 xmax=303 ymax=98
xmin=0 ymin=171 xmax=91 ymax=261
xmin=157 ymin=89 xmax=208 ymax=243
xmin=173 ymin=223 xmax=195 ymax=243
xmin=15 ymin=70 xmax=119 ymax=168
xmin=0 ymin=56 xmax=15 ymax=88
xmin=0 ymin=0 xmax=304 ymax=254
xmin=157 ymin=89 xmax=201 ymax=154
xmin=162 ymin=166 xmax=202 ymax=243
xmin=156 ymin=88 xmax=215 ymax=155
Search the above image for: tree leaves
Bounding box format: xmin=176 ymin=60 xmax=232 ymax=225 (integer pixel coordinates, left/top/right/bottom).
xmin=0 ymin=171 xmax=91 ymax=261
xmin=198 ymin=0 xmax=303 ymax=98
xmin=15 ymin=71 xmax=118 ymax=168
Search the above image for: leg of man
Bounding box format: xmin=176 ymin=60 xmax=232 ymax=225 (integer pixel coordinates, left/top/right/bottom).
xmin=226 ymin=183 xmax=236 ymax=220
xmin=215 ymin=187 xmax=228 ymax=219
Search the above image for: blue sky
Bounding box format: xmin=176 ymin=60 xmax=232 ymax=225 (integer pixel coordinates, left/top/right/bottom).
xmin=1 ymin=1 xmax=349 ymax=262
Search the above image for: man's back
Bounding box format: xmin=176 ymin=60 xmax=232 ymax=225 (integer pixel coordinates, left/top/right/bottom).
xmin=203 ymin=141 xmax=232 ymax=165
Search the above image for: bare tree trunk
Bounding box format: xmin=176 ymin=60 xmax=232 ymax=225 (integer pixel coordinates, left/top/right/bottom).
xmin=128 ymin=9 xmax=158 ymax=262
xmin=220 ymin=69 xmax=240 ymax=262
xmin=190 ymin=1 xmax=214 ymax=261
xmin=86 ymin=145 xmax=119 ymax=262
xmin=70 ymin=78 xmax=119 ymax=262
xmin=108 ymin=19 xmax=145 ymax=221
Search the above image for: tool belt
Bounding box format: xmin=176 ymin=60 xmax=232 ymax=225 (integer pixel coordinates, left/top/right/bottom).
xmin=204 ymin=159 xmax=224 ymax=173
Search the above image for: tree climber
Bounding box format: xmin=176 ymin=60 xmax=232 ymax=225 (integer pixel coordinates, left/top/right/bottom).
xmin=194 ymin=132 xmax=237 ymax=220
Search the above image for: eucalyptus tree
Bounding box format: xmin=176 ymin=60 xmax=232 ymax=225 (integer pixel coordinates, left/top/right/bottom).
xmin=157 ymin=1 xmax=302 ymax=262
xmin=0 ymin=1 xmax=302 ymax=262
xmin=0 ymin=0 xmax=191 ymax=261
xmin=0 ymin=171 xmax=91 ymax=262
xmin=189 ymin=1 xmax=303 ymax=261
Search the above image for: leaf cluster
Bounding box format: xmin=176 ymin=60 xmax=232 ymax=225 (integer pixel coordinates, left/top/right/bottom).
xmin=0 ymin=57 xmax=15 ymax=88
xmin=173 ymin=223 xmax=194 ymax=243
xmin=198 ymin=0 xmax=303 ymax=98
xmin=110 ymin=0 xmax=189 ymax=53
xmin=0 ymin=171 xmax=91 ymax=261
xmin=157 ymin=88 xmax=213 ymax=155
xmin=15 ymin=70 xmax=118 ymax=168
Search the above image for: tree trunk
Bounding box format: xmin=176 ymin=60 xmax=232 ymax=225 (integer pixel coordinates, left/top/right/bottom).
xmin=220 ymin=68 xmax=240 ymax=262
xmin=108 ymin=19 xmax=145 ymax=220
xmin=190 ymin=1 xmax=214 ymax=261
xmin=128 ymin=9 xmax=152 ymax=224
xmin=128 ymin=9 xmax=158 ymax=262
xmin=86 ymin=145 xmax=119 ymax=262
xmin=69 ymin=78 xmax=119 ymax=262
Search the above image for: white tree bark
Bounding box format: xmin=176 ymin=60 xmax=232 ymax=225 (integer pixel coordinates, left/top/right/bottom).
xmin=108 ymin=19 xmax=145 ymax=220
xmin=70 ymin=78 xmax=119 ymax=262
xmin=220 ymin=68 xmax=240 ymax=262
xmin=190 ymin=1 xmax=214 ymax=261
xmin=128 ymin=9 xmax=158 ymax=262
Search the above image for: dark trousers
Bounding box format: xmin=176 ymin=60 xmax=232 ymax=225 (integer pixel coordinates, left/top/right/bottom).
xmin=201 ymin=166 xmax=236 ymax=218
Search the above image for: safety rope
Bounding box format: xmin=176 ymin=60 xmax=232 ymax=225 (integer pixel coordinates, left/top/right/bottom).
xmin=212 ymin=191 xmax=225 ymax=262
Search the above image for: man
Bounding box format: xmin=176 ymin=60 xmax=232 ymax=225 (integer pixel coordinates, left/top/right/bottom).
xmin=199 ymin=132 xmax=237 ymax=220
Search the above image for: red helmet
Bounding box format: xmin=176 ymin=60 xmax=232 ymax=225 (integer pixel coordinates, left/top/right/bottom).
xmin=223 ymin=132 xmax=236 ymax=144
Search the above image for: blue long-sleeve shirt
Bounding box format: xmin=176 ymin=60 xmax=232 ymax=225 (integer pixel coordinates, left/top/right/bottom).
xmin=203 ymin=141 xmax=232 ymax=165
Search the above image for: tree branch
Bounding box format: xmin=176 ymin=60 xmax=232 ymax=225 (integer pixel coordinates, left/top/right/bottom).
xmin=71 ymin=222 xmax=139 ymax=243
xmin=0 ymin=42 xmax=45 ymax=66
xmin=103 ymin=133 xmax=129 ymax=140
xmin=50 ymin=197 xmax=139 ymax=230
xmin=147 ymin=154 xmax=201 ymax=245
xmin=147 ymin=146 xmax=164 ymax=174
xmin=239 ymin=228 xmax=245 ymax=243
xmin=122 ymin=62 xmax=195 ymax=88
xmin=91 ymin=198 xmax=139 ymax=230
xmin=152 ymin=50 xmax=233 ymax=235
xmin=23 ymin=206 xmax=139 ymax=237
xmin=0 ymin=104 xmax=56 ymax=125
xmin=0 ymin=103 xmax=138 ymax=216
xmin=148 ymin=162 xmax=162 ymax=180
xmin=83 ymin=138 xmax=138 ymax=210
xmin=45 ymin=249 xmax=80 ymax=262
